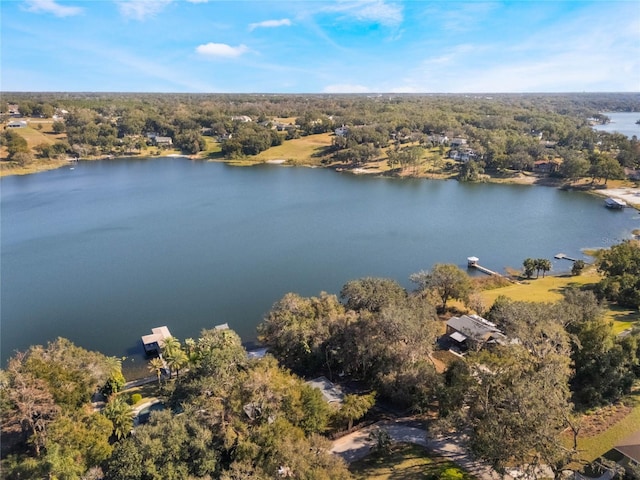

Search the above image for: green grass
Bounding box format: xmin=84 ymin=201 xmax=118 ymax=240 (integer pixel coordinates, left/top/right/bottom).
xmin=477 ymin=269 xmax=639 ymax=335
xmin=252 ymin=133 xmax=333 ymax=165
xmin=11 ymin=126 xmax=60 ymax=148
xmin=350 ymin=443 xmax=475 ymax=480
xmin=479 ymin=271 xmax=599 ymax=305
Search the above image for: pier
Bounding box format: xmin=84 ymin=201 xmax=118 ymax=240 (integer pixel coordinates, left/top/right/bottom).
xmin=554 ymin=253 xmax=579 ymax=262
xmin=467 ymin=256 xmax=502 ymax=277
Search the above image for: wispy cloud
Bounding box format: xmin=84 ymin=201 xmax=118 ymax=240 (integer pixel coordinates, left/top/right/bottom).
xmin=186 ymin=0 xmax=209 ymax=3
xmin=322 ymin=0 xmax=403 ymax=27
xmin=116 ymin=0 xmax=172 ymax=21
xmin=196 ymin=43 xmax=249 ymax=58
xmin=418 ymin=2 xmax=498 ymax=34
xmin=249 ymin=18 xmax=292 ymax=31
xmin=23 ymin=0 xmax=83 ymax=17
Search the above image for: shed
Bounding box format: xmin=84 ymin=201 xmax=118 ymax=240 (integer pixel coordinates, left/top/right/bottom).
xmin=7 ymin=120 xmax=27 ymax=128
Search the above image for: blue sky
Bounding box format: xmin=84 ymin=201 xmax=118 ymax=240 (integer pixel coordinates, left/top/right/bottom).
xmin=1 ymin=0 xmax=639 ymax=93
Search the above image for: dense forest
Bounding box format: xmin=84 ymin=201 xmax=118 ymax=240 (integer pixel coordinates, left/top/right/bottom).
xmin=2 ymin=239 xmax=640 ymax=479
xmin=1 ymin=92 xmax=639 ymax=184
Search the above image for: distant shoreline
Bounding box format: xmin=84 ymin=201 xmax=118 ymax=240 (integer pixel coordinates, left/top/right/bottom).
xmin=2 ymin=151 xmax=639 ymax=210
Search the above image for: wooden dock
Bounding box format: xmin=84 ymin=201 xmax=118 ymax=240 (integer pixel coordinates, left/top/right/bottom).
xmin=467 ymin=256 xmax=501 ymax=276
xmin=554 ymin=253 xmax=579 ymax=262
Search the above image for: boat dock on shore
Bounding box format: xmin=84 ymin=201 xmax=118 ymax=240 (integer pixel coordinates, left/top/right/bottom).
xmin=467 ymin=256 xmax=502 ymax=276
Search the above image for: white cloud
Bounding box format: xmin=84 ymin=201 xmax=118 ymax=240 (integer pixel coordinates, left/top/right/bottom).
xmin=186 ymin=0 xmax=209 ymax=2
xmin=196 ymin=42 xmax=249 ymax=58
xmin=249 ymin=18 xmax=292 ymax=31
xmin=23 ymin=0 xmax=83 ymax=17
xmin=116 ymin=0 xmax=173 ymax=21
xmin=323 ymin=83 xmax=370 ymax=93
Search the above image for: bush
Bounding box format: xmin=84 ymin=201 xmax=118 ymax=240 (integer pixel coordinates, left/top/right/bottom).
xmin=130 ymin=393 xmax=142 ymax=405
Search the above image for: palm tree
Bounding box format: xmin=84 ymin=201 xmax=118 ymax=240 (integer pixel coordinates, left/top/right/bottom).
xmin=161 ymin=336 xmax=181 ymax=358
xmin=165 ymin=349 xmax=188 ymax=378
xmin=148 ymin=357 xmax=164 ymax=387
xmin=102 ymin=396 xmax=133 ymax=440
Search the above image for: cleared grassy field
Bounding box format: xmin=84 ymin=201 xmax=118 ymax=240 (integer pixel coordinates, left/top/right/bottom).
xmin=252 ymin=133 xmax=333 ymax=165
xmin=478 ymin=270 xmax=640 ymax=334
xmin=10 ymin=126 xmax=61 ymax=148
xmin=350 ymin=443 xmax=475 ymax=480
xmin=479 ymin=272 xmax=599 ymax=305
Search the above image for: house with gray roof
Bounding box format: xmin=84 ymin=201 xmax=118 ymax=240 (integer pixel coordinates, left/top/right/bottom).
xmin=615 ymin=429 xmax=640 ymax=473
xmin=446 ymin=314 xmax=506 ymax=351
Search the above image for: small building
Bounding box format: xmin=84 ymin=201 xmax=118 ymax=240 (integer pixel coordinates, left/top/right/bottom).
xmin=7 ymin=120 xmax=27 ymax=128
xmin=141 ymin=326 xmax=172 ymax=354
xmin=306 ymin=376 xmax=345 ymax=404
xmin=449 ymin=148 xmax=477 ymax=162
xmin=231 ymin=115 xmax=252 ymax=123
xmin=335 ymin=125 xmax=349 ymax=137
xmin=450 ymin=138 xmax=467 ymax=148
xmin=533 ymin=160 xmax=560 ymax=174
xmin=446 ymin=314 xmax=506 ymax=351
xmin=154 ymin=136 xmax=173 ymax=146
xmin=428 ymin=134 xmax=449 ymax=145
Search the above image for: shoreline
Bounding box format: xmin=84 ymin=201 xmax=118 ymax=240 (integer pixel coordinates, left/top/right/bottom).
xmin=2 ymin=152 xmax=639 ymax=210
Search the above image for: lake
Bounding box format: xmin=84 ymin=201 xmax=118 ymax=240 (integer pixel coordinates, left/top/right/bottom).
xmin=592 ymin=111 xmax=640 ymax=138
xmin=2 ymin=158 xmax=638 ymax=375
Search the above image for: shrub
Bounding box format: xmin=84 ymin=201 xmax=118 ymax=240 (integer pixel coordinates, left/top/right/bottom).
xmin=130 ymin=393 xmax=142 ymax=405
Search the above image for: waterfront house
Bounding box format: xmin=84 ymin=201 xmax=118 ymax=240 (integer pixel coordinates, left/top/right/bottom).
xmin=533 ymin=159 xmax=560 ymax=174
xmin=446 ymin=314 xmax=506 ymax=351
xmin=153 ymin=136 xmax=173 ymax=146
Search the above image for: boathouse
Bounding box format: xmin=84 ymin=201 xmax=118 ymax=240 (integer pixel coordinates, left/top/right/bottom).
xmin=141 ymin=326 xmax=172 ymax=354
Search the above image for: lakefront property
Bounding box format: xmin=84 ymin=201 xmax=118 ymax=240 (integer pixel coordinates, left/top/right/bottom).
xmin=2 ymin=92 xmax=640 ymax=480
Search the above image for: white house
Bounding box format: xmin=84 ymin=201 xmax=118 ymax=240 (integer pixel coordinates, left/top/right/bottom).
xmin=335 ymin=125 xmax=349 ymax=137
xmin=7 ymin=120 xmax=27 ymax=128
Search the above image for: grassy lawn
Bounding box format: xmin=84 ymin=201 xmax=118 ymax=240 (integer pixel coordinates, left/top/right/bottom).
xmin=562 ymin=389 xmax=640 ymax=465
xmin=479 ymin=271 xmax=601 ymax=306
xmin=350 ymin=443 xmax=475 ymax=480
xmin=10 ymin=126 xmax=61 ymax=148
xmin=252 ymin=132 xmax=333 ymax=165
xmin=478 ymin=270 xmax=639 ymax=334
xmin=474 ymin=268 xmax=639 ymax=335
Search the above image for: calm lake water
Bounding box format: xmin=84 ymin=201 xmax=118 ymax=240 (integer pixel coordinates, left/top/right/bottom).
xmin=2 ymin=158 xmax=639 ymax=375
xmin=592 ymin=112 xmax=640 ymax=138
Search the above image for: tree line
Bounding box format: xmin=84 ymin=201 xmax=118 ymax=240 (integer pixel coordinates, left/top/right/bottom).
xmin=2 ymin=93 xmax=638 ymax=182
